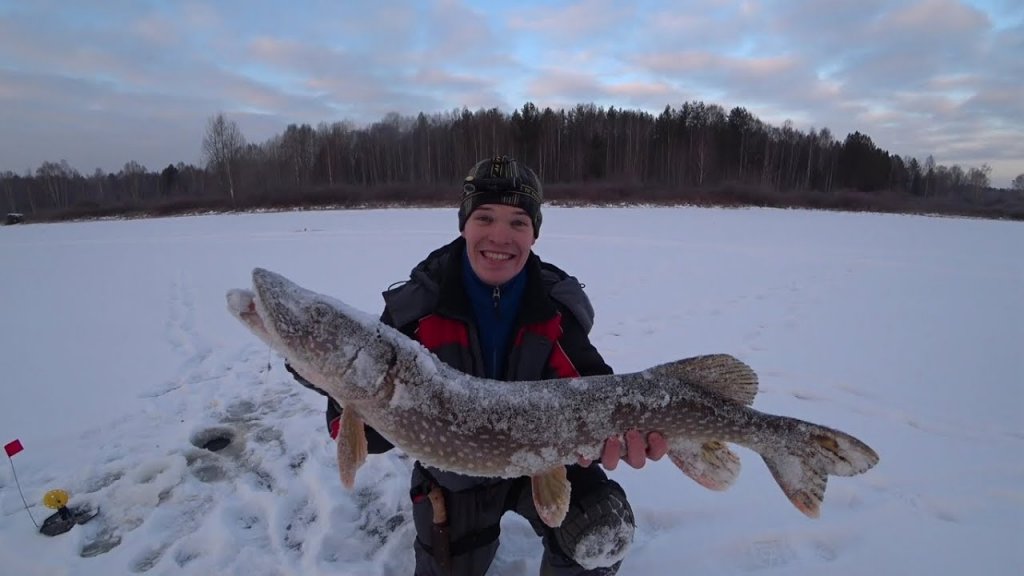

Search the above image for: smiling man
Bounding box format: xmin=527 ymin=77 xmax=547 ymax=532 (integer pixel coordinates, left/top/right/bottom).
xmin=459 ymin=201 xmax=535 ymax=287
xmin=289 ymin=155 xmax=666 ymax=575
xmin=458 ymin=157 xmax=542 ymax=280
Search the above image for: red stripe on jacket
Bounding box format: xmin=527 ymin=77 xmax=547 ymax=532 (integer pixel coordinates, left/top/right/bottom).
xmin=416 ymin=312 xmax=580 ymax=380
xmin=516 ymin=313 xmax=579 ymax=378
xmin=415 ymin=314 xmax=470 ymax=350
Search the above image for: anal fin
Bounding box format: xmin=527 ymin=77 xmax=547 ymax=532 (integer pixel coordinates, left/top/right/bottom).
xmin=668 ymin=439 xmax=741 ymax=491
xmin=531 ymin=466 xmax=571 ymax=528
xmin=336 ymin=410 xmax=368 ymax=488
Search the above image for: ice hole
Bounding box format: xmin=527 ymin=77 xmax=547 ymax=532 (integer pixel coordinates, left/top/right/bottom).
xmin=191 ymin=427 xmax=236 ymax=452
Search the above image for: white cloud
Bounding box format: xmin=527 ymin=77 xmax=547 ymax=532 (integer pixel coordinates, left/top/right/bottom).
xmin=0 ymin=0 xmax=1019 ymax=184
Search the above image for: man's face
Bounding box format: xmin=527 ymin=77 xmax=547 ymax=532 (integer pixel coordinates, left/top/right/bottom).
xmin=461 ymin=203 xmax=536 ymax=286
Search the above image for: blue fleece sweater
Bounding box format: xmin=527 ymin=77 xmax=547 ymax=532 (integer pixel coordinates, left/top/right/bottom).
xmin=462 ymin=249 xmax=526 ymax=379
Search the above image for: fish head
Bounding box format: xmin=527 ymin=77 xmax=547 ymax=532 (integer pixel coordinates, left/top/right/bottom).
xmin=229 ymin=268 xmax=397 ymax=406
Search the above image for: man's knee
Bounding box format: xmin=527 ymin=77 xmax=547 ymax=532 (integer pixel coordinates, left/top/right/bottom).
xmin=551 ymin=477 xmax=635 ymax=572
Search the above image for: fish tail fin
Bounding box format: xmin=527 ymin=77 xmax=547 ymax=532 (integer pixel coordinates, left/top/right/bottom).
xmin=668 ymin=439 xmax=741 ymax=491
xmin=761 ymin=424 xmax=880 ymax=518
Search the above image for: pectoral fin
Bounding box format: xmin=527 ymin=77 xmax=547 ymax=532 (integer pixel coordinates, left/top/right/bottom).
xmin=668 ymin=439 xmax=741 ymax=491
xmin=531 ymin=466 xmax=571 ymax=528
xmin=336 ymin=410 xmax=368 ymax=488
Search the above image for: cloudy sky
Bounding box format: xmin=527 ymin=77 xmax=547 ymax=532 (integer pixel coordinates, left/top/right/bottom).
xmin=1 ymin=0 xmax=1021 ymax=186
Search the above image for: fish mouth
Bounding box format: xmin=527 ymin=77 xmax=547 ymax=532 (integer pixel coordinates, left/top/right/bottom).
xmin=226 ymin=287 xmax=274 ymax=347
xmin=227 ymin=271 xmax=296 ymax=359
xmin=250 ymin=268 xmax=303 ymax=337
xmin=249 ymin=270 xmax=282 ymax=339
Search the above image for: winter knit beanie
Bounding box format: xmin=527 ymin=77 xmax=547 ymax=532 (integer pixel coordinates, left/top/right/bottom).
xmin=458 ymin=155 xmax=543 ymax=238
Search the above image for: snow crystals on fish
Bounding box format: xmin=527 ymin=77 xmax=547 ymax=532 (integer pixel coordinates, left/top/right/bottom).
xmin=227 ymin=268 xmax=880 ymax=529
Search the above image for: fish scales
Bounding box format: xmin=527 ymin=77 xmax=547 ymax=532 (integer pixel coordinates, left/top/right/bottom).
xmin=377 ymin=368 xmax=716 ymax=476
xmin=227 ymin=268 xmax=879 ymax=527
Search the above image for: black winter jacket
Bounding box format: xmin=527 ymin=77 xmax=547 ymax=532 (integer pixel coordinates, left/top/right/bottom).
xmin=317 ymin=237 xmax=612 ymax=488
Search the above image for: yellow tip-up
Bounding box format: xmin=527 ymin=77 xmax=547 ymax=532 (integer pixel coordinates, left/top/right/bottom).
xmin=42 ymin=489 xmax=69 ymax=510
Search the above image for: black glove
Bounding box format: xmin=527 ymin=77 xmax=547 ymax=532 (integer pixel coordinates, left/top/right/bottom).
xmin=286 ymin=361 xmax=394 ymax=453
xmin=285 ymin=362 xmax=330 ymax=398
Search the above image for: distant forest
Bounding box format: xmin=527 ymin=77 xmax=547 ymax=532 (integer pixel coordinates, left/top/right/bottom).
xmin=3 ymin=101 xmax=1023 ymax=223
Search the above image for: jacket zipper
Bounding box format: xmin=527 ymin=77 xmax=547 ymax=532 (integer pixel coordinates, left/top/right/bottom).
xmin=492 ymin=285 xmax=500 ymax=375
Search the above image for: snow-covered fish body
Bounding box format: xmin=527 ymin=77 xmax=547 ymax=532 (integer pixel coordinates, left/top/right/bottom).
xmin=227 ymin=268 xmax=879 ymax=528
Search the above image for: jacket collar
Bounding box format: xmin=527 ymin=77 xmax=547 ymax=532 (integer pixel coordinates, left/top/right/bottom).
xmin=384 ymin=236 xmax=561 ymax=329
xmin=437 ymin=237 xmax=557 ymax=326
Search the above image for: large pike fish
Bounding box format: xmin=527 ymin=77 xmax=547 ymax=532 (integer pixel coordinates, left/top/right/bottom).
xmin=227 ymin=268 xmax=879 ymax=528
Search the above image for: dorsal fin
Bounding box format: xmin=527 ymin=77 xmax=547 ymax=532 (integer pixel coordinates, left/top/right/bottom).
xmin=652 ymin=354 xmax=758 ymax=405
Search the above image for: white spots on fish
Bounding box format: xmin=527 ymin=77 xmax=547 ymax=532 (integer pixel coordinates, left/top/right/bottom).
xmin=653 ymin=391 xmax=672 ymax=409
xmin=568 ymin=378 xmax=590 ymax=391
xmin=240 ymin=271 xmax=881 ymax=514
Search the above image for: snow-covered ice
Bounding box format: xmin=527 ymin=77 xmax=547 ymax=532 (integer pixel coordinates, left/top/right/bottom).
xmin=1 ymin=206 xmax=1021 ymax=575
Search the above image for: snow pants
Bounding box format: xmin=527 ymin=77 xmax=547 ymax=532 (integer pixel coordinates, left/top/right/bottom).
xmin=410 ymin=463 xmax=633 ymax=576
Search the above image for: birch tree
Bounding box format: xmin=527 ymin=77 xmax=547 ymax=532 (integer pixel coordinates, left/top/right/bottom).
xmin=202 ymin=113 xmax=245 ymax=201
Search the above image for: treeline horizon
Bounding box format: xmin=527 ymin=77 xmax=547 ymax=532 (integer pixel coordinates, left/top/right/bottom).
xmin=3 ymin=101 xmax=1022 ymax=223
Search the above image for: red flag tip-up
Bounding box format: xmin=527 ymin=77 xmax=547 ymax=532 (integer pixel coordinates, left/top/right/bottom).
xmin=4 ymin=439 xmax=24 ymax=458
